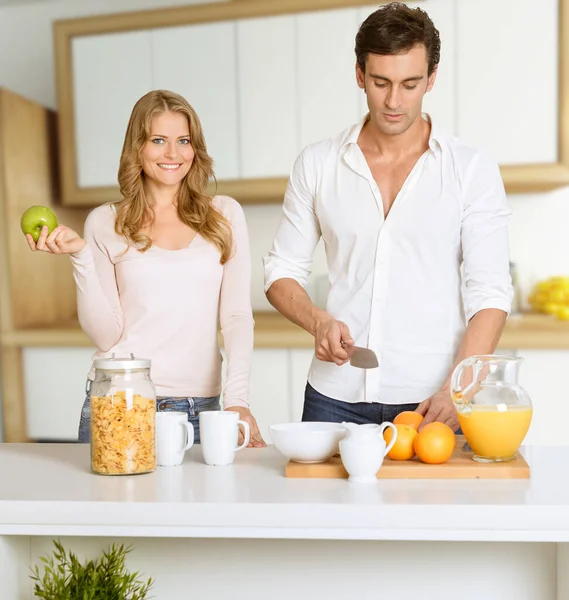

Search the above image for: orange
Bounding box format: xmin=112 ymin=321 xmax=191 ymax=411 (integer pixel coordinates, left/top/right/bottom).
xmin=384 ymin=424 xmax=417 ymax=461
xmin=393 ymin=411 xmax=424 ymax=431
xmin=421 ymin=421 xmax=451 ymax=432
xmin=414 ymin=422 xmax=456 ymax=464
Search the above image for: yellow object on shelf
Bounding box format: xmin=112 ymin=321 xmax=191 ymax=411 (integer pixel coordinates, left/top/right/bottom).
xmin=528 ymin=276 xmax=569 ymax=321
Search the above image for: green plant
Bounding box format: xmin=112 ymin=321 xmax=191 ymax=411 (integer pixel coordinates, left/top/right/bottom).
xmin=30 ymin=540 xmax=153 ymax=600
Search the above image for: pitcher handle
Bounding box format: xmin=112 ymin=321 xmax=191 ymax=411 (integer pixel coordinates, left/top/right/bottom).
xmin=450 ymin=355 xmax=479 ymax=407
xmin=379 ymin=422 xmax=397 ymax=456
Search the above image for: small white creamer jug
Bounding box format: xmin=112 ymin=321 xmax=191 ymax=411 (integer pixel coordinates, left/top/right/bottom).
xmin=339 ymin=422 xmax=397 ymax=483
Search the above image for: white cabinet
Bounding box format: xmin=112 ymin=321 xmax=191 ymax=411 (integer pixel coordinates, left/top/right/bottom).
xmin=456 ymin=0 xmax=558 ymax=164
xmin=297 ymin=8 xmax=362 ymax=147
xmin=72 ymin=31 xmax=153 ymax=188
xmin=152 ymin=22 xmax=240 ymax=180
xmin=24 ymin=347 xmax=293 ymax=443
xmin=220 ymin=348 xmax=291 ymax=441
xmin=289 ymin=349 xmax=314 ymax=421
xmin=242 ymin=204 xmax=284 ymax=311
xmin=22 ymin=346 xmax=306 ymax=443
xmin=23 ymin=347 xmax=95 ymax=441
xmin=247 ymin=349 xmax=292 ymax=440
xmin=236 ymin=15 xmax=298 ymax=177
xmin=518 ymin=350 xmax=569 ymax=446
xmin=63 ymin=1 xmax=562 ymax=201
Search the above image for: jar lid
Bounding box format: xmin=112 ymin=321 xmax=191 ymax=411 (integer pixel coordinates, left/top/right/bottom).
xmin=94 ymin=354 xmax=151 ymax=371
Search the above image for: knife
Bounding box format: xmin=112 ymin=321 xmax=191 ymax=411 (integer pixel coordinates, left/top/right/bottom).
xmin=342 ymin=341 xmax=379 ymax=369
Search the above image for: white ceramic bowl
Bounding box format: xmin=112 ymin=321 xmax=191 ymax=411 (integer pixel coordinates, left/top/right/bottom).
xmin=269 ymin=422 xmax=346 ymax=463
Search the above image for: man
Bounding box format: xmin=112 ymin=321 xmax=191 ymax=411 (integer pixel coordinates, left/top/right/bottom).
xmin=263 ymin=2 xmax=513 ymax=431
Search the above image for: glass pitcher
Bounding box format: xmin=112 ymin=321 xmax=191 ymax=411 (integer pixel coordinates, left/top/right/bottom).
xmin=450 ymin=354 xmax=532 ymax=463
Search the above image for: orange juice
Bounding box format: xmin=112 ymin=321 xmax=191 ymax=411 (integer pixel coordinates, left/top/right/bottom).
xmin=458 ymin=405 xmax=532 ymax=461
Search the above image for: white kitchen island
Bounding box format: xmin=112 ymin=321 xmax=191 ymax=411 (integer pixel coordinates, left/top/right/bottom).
xmin=0 ymin=443 xmax=566 ymax=600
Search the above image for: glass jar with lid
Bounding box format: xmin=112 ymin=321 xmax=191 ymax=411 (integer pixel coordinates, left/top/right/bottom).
xmin=90 ymin=355 xmax=156 ymax=475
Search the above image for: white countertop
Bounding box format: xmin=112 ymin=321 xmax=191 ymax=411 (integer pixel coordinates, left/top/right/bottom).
xmin=0 ymin=443 xmax=566 ymax=542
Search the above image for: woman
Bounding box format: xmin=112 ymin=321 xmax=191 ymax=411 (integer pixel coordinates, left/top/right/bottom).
xmin=26 ymin=89 xmax=265 ymax=447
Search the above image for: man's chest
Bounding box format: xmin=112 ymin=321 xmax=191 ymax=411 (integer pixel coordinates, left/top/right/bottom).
xmin=315 ymin=162 xmax=462 ymax=248
xmin=366 ymin=152 xmax=427 ymax=219
xmin=372 ymin=164 xmax=414 ymax=219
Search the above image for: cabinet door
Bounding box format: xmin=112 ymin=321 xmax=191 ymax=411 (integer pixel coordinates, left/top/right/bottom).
xmin=242 ymin=204 xmax=285 ymax=311
xmin=289 ymin=349 xmax=314 ymax=421
xmin=358 ymin=1 xmax=456 ymax=134
xmin=297 ymin=8 xmax=362 ymax=148
xmin=237 ymin=15 xmax=298 ymax=177
xmin=23 ymin=348 xmax=95 ymax=441
xmin=250 ymin=350 xmax=292 ymax=440
xmin=457 ymin=0 xmax=557 ymax=164
xmin=221 ymin=349 xmax=291 ymax=441
xmin=72 ymin=31 xmax=153 ymax=188
xmin=518 ymin=350 xmax=569 ymax=446
xmin=152 ymin=22 xmax=240 ymax=180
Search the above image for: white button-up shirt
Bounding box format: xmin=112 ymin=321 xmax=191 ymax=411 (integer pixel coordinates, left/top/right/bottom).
xmin=263 ymin=115 xmax=513 ymax=406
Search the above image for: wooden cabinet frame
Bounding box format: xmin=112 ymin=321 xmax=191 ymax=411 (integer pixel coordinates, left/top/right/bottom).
xmin=54 ymin=0 xmax=416 ymax=207
xmin=54 ymin=0 xmax=569 ymax=206
xmin=499 ymin=0 xmax=569 ymax=193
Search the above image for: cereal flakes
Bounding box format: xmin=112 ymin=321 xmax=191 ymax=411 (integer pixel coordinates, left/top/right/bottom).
xmin=91 ymin=392 xmax=156 ymax=475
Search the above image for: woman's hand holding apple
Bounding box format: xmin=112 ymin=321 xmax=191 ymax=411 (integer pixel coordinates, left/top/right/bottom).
xmin=26 ymin=225 xmax=86 ymax=255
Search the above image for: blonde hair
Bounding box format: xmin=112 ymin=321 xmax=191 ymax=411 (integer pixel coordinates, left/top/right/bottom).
xmin=115 ymin=89 xmax=232 ymax=263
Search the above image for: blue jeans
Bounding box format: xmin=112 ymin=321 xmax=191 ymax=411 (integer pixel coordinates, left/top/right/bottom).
xmin=302 ymin=382 xmax=419 ymax=424
xmin=78 ymin=381 xmax=220 ymax=444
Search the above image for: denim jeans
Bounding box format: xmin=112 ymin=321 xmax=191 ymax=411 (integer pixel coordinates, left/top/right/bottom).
xmin=302 ymin=382 xmax=419 ymax=424
xmin=78 ymin=380 xmax=220 ymax=444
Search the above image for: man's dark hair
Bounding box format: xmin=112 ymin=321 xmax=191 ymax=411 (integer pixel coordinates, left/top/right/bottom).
xmin=355 ymin=2 xmax=441 ymax=76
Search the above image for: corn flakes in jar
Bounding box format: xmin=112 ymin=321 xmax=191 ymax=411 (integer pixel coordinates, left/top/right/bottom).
xmin=90 ymin=356 xmax=156 ymax=475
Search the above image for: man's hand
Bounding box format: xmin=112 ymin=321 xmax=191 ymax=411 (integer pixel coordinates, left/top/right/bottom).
xmin=225 ymin=406 xmax=266 ymax=448
xmin=313 ymin=316 xmax=354 ymax=366
xmin=416 ymin=390 xmax=459 ymax=432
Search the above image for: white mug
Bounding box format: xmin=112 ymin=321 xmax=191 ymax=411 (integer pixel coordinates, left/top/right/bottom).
xmin=156 ymin=411 xmax=194 ymax=467
xmin=199 ymin=410 xmax=250 ymax=466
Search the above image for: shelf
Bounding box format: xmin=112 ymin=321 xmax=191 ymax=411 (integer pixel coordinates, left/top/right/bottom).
xmin=0 ymin=313 xmax=314 ymax=349
xmin=1 ymin=312 xmax=569 ymax=350
xmin=498 ymin=313 xmax=569 ymax=350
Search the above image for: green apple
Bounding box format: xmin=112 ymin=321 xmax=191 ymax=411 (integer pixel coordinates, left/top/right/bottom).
xmin=20 ymin=205 xmax=59 ymax=243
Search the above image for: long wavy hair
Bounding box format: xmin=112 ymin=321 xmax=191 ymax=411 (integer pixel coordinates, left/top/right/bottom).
xmin=115 ymin=90 xmax=232 ymax=263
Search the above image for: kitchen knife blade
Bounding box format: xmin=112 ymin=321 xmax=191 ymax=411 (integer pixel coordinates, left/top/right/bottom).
xmin=346 ymin=345 xmax=379 ymax=369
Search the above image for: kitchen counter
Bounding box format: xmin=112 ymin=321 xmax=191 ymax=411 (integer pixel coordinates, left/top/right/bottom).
xmin=2 ymin=311 xmax=569 ymax=348
xmin=0 ymin=442 xmax=568 ymax=599
xmin=0 ymin=442 xmax=564 ymax=542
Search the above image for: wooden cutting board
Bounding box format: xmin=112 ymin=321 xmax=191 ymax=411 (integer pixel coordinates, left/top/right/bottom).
xmin=285 ymin=436 xmax=530 ymax=479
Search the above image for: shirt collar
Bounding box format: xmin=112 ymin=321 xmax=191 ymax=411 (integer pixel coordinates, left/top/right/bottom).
xmin=340 ymin=112 xmax=444 ymax=156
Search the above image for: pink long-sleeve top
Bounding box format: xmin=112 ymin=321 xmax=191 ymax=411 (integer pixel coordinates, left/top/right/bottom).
xmin=69 ymin=195 xmax=253 ymax=408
